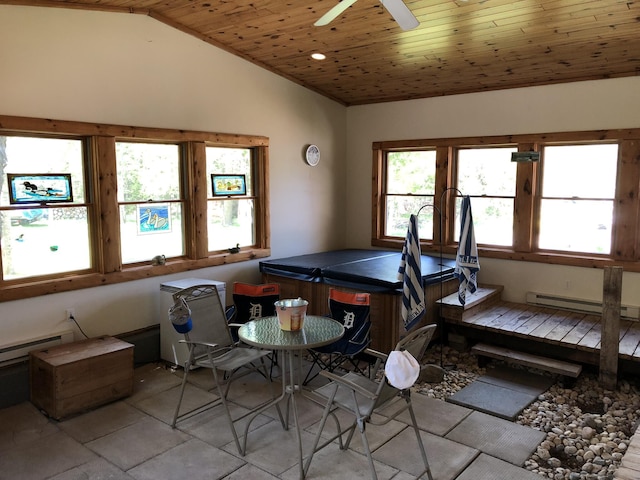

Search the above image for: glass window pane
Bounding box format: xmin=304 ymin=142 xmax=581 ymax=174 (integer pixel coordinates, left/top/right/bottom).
xmin=116 ymin=142 xmax=184 ymax=263
xmin=119 ymin=203 xmax=184 ymax=263
xmin=542 ymin=144 xmax=618 ymax=198
xmin=1 ymin=136 xmax=85 ymax=206
xmin=454 ymin=197 xmax=514 ymax=247
xmin=116 ymin=142 xmax=181 ymax=202
xmin=207 ymin=199 xmax=255 ymax=251
xmin=387 ymin=151 xmax=435 ymax=195
xmin=385 ymin=195 xmax=434 ymax=240
xmin=206 ymin=147 xmax=255 ymax=252
xmin=1 ymin=135 xmax=90 ymax=280
xmin=539 ymin=199 xmax=612 ymax=254
xmin=457 ymin=147 xmax=517 ymax=196
xmin=1 ymin=207 xmax=91 ymax=280
xmin=206 ymin=147 xmax=252 ymax=196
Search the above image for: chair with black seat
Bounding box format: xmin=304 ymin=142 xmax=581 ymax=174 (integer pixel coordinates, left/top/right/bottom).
xmin=303 ymin=324 xmax=436 ymax=480
xmin=302 ymin=288 xmax=371 ymax=386
xmin=170 ymin=284 xmax=283 ymax=456
xmin=226 ymin=282 xmax=280 ymax=339
xmin=226 ymin=282 xmax=280 ymax=372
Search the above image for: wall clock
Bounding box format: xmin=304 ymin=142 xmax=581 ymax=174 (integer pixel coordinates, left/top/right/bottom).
xmin=305 ymin=144 xmax=320 ymax=166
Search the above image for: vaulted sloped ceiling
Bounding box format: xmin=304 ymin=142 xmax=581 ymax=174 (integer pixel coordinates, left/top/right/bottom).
xmin=7 ymin=0 xmax=640 ymax=105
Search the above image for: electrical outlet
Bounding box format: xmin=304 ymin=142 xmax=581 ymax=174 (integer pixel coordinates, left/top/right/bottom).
xmin=66 ymin=309 xmax=75 ymax=321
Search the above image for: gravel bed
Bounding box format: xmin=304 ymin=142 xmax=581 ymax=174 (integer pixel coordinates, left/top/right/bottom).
xmin=416 ymin=345 xmax=640 ymax=480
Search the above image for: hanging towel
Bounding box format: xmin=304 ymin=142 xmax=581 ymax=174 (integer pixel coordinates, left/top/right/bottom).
xmin=455 ymin=196 xmax=480 ymax=305
xmin=397 ymin=214 xmax=425 ymax=330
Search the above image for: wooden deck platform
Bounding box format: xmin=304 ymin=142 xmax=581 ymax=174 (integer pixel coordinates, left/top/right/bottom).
xmin=439 ymin=288 xmax=640 ymax=368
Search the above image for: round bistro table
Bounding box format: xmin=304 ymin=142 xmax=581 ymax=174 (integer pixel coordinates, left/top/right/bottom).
xmin=238 ymin=315 xmax=344 ymax=479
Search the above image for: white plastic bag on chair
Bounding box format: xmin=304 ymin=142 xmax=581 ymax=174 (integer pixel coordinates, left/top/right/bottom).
xmin=385 ymin=350 xmax=420 ymax=389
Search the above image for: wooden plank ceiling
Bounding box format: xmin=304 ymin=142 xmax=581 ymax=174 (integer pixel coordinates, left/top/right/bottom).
xmin=7 ymin=0 xmax=640 ymax=105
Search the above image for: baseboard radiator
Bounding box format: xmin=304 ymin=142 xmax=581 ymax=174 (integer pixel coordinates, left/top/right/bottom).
xmin=526 ymin=292 xmax=640 ymax=320
xmin=0 ymin=330 xmax=74 ymax=367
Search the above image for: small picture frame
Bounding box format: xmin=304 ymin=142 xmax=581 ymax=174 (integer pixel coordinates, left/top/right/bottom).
xmin=137 ymin=203 xmax=171 ymax=235
xmin=7 ymin=173 xmax=73 ymax=204
xmin=211 ymin=174 xmax=246 ymax=196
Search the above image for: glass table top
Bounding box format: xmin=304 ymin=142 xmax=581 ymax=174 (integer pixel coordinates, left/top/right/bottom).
xmin=238 ymin=315 xmax=344 ymax=350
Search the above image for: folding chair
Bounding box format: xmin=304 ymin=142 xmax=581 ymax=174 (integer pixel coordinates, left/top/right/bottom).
xmin=303 ymin=289 xmax=371 ymax=386
xmin=226 ymin=282 xmax=280 ymax=340
xmin=304 ymin=324 xmax=436 ymax=480
xmin=170 ymin=284 xmax=283 ymax=456
xmin=225 ymin=282 xmax=281 ymax=372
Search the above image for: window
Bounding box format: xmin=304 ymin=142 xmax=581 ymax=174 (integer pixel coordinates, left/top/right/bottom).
xmin=0 ymin=115 xmax=271 ymax=301
xmin=0 ymin=135 xmax=91 ymax=280
xmin=383 ymin=150 xmax=436 ymax=240
xmin=206 ymin=147 xmax=255 ymax=252
xmin=116 ymin=142 xmax=184 ymax=264
xmin=538 ymin=144 xmax=618 ymax=254
xmin=372 ymin=130 xmax=640 ymax=271
xmin=456 ymin=147 xmax=517 ymax=247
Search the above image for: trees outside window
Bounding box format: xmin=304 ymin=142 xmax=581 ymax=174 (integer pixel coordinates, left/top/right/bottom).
xmin=116 ymin=142 xmax=184 ymax=264
xmin=206 ymin=147 xmax=255 ymax=252
xmin=456 ymin=147 xmax=517 ymax=247
xmin=383 ymin=150 xmax=436 ymax=240
xmin=0 ymin=115 xmax=271 ymax=301
xmin=0 ymin=136 xmax=90 ymax=280
xmin=372 ymin=130 xmax=640 ymax=270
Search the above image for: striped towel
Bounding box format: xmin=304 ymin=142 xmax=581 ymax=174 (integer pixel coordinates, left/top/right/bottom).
xmin=397 ymin=214 xmax=425 ymax=330
xmin=455 ymin=196 xmax=480 ymax=305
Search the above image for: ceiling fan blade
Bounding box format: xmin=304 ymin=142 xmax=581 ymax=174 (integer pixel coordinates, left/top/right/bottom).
xmin=314 ymin=0 xmax=359 ymax=26
xmin=380 ymin=0 xmax=419 ymax=30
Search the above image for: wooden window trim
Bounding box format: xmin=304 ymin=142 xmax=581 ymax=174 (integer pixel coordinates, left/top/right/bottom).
xmin=372 ymin=129 xmax=640 ymax=273
xmin=0 ymin=115 xmax=270 ymax=302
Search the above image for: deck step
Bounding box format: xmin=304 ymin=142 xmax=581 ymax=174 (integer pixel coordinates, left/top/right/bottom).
xmin=471 ymin=342 xmax=582 ymax=378
xmin=438 ymin=285 xmax=504 ymax=322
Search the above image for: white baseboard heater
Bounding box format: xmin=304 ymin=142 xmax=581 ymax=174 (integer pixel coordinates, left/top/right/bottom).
xmin=526 ymin=292 xmax=640 ymax=321
xmin=0 ymin=330 xmax=74 ymax=367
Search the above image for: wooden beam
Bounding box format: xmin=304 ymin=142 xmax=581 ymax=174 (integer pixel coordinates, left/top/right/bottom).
xmin=513 ymin=142 xmax=537 ymax=252
xmin=94 ymin=135 xmax=121 ymax=274
xmin=600 ymin=265 xmax=622 ymax=389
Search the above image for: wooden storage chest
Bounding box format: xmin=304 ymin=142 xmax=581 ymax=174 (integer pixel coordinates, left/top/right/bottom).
xmin=30 ymin=336 xmax=134 ymax=420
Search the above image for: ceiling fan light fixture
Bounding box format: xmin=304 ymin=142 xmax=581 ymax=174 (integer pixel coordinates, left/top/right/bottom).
xmin=380 ymin=0 xmax=419 ymax=30
xmin=311 ymin=52 xmax=327 ymax=60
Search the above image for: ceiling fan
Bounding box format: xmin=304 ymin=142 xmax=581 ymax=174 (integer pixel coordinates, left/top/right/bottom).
xmin=315 ymin=0 xmax=420 ymax=31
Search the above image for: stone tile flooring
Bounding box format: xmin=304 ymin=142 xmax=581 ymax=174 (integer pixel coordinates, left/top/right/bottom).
xmin=0 ymin=359 xmax=547 ymax=479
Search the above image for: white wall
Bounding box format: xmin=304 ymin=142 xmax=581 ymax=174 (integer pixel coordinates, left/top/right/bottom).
xmin=2 ymin=5 xmax=640 ymax=348
xmin=0 ymin=6 xmax=346 ymax=346
xmin=346 ymin=77 xmax=640 ymax=305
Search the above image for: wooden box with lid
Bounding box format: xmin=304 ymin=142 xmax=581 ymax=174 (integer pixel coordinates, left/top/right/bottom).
xmin=30 ymin=336 xmax=134 ymax=420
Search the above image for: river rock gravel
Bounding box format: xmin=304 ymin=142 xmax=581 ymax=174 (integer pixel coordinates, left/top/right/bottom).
xmin=416 ymin=345 xmax=640 ymax=480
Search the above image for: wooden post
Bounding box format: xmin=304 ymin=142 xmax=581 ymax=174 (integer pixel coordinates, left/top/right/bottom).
xmin=600 ymin=266 xmax=623 ymax=390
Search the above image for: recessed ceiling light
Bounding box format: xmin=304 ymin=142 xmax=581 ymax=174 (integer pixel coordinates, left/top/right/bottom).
xmin=311 ymin=53 xmax=326 ymax=60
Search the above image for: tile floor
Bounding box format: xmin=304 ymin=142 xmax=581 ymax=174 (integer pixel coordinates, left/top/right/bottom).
xmin=0 ymin=358 xmax=545 ymax=480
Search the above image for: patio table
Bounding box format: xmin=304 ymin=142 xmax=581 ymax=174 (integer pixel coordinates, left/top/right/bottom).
xmin=238 ymin=315 xmax=344 ymax=479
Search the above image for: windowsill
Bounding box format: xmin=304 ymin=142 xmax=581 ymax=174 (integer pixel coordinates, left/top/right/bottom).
xmin=372 ymin=238 xmax=640 ymax=273
xmin=0 ymin=248 xmax=271 ymax=302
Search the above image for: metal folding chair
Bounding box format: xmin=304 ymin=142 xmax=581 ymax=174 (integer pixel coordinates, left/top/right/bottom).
xmin=304 ymin=324 xmax=436 ymax=480
xmin=170 ymin=284 xmax=284 ymax=455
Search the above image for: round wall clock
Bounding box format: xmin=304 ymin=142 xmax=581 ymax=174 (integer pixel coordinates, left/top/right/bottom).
xmin=305 ymin=144 xmax=320 ymax=166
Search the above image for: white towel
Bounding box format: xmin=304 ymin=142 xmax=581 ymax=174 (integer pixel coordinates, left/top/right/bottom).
xmin=455 ymin=196 xmax=480 ymax=305
xmin=397 ymin=214 xmax=425 ymax=330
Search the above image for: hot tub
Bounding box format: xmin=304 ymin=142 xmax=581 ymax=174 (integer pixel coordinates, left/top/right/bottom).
xmin=260 ymin=249 xmax=457 ymax=351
